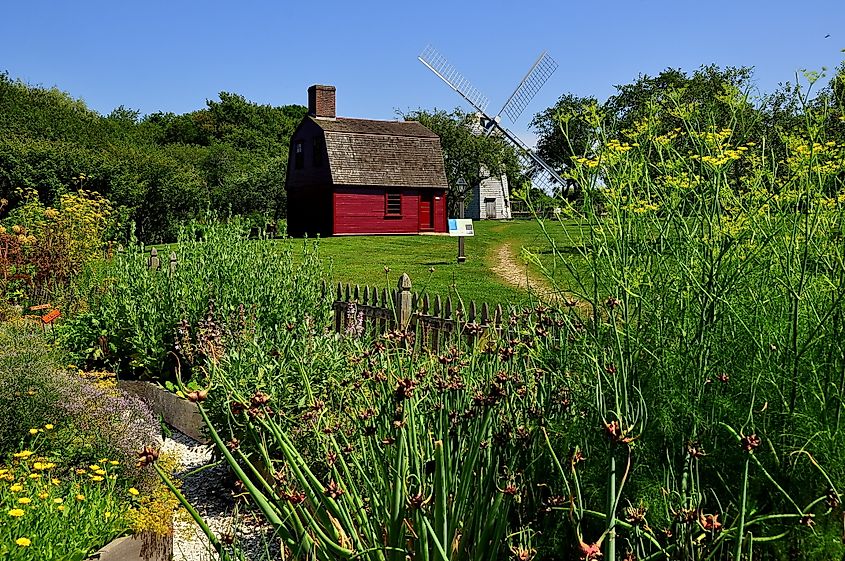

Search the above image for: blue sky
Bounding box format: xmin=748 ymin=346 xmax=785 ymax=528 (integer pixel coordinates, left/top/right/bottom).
xmin=3 ymin=1 xmax=844 ymax=143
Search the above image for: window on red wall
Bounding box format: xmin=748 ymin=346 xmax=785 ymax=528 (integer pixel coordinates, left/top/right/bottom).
xmin=385 ymin=191 xmax=402 ymax=217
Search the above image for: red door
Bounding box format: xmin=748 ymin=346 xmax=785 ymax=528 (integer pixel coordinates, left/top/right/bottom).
xmin=419 ymin=192 xmax=434 ymax=231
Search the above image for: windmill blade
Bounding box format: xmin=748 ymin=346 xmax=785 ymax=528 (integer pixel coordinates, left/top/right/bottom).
xmin=494 ymin=123 xmax=568 ymax=194
xmin=496 ymin=51 xmax=558 ymax=124
xmin=418 ymin=45 xmax=489 ymax=115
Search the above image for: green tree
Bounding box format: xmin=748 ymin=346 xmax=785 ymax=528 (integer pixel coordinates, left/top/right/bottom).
xmin=402 ymin=108 xmax=521 ymax=215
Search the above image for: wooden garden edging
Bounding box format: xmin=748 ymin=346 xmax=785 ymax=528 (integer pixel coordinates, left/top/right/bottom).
xmin=87 ymin=532 xmax=172 ymax=561
xmin=119 ymin=380 xmax=208 ymax=444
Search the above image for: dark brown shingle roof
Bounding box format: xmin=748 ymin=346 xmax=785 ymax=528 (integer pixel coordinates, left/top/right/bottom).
xmin=310 ymin=116 xmax=448 ymax=188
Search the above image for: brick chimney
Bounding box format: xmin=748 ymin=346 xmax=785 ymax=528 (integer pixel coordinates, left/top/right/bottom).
xmin=308 ymin=85 xmax=336 ymax=119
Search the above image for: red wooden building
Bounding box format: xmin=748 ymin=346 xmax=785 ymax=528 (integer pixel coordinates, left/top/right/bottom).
xmin=285 ymin=85 xmax=449 ymax=237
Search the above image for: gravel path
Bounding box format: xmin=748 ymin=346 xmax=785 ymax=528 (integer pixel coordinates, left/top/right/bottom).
xmin=162 ymin=431 xmax=277 ymax=561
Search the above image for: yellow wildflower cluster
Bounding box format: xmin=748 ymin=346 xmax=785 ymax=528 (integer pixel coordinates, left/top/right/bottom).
xmin=78 ymin=369 xmax=118 ymax=391
xmin=622 ymin=200 xmax=660 ymax=215
xmin=784 ymin=136 xmax=845 ymax=178
xmin=1 ymin=445 xmax=146 ymax=552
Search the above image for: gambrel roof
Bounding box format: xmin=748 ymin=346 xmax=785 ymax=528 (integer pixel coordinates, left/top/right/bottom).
xmin=309 ymin=116 xmax=449 ymax=189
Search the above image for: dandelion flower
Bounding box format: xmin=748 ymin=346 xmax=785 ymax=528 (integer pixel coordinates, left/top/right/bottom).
xmin=109 ymin=461 xmax=119 ymax=466
xmin=128 ymin=487 xmax=140 ymax=496
xmin=38 ymin=491 xmax=48 ymax=500
xmin=8 ymin=509 xmax=25 ymax=517
xmin=13 ymin=451 xmax=34 ymax=459
xmin=28 ymin=428 xmax=39 ymax=435
xmin=95 ymin=469 xmax=106 ymax=476
xmin=91 ymin=476 xmax=104 ymax=482
xmin=57 ymin=505 xmax=65 ymax=512
xmin=17 ymin=497 xmax=31 ymax=504
xmin=53 ymin=498 xmax=63 ymax=504
xmin=16 ymin=537 xmax=31 ymax=547
xmin=28 ymin=473 xmax=41 ymax=479
xmin=89 ymin=465 xmax=101 ymax=471
xmin=51 ymin=478 xmax=60 ymax=485
xmin=11 ymin=483 xmax=23 ymax=492
xmin=44 ymin=424 xmax=54 ymax=430
xmin=75 ymin=494 xmax=85 ymax=501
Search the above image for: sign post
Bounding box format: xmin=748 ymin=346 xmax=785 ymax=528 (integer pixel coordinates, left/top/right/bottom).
xmin=458 ymin=198 xmax=466 ymax=263
xmin=448 ymin=214 xmax=474 ymax=264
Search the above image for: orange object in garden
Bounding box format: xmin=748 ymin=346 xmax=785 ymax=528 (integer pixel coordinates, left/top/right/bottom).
xmin=29 ymin=303 xmax=51 ymax=311
xmin=41 ymin=309 xmax=61 ymax=324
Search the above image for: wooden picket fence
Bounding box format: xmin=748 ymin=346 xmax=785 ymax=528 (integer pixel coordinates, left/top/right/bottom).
xmin=139 ymin=247 xmax=564 ymax=350
xmin=329 ymin=272 xmax=525 ymax=350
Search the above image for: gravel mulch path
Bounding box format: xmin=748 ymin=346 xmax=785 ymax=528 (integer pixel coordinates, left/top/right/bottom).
xmin=161 ymin=430 xmax=278 ymax=561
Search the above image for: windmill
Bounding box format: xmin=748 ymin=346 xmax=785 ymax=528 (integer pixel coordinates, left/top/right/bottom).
xmin=418 ymin=45 xmax=567 ymax=195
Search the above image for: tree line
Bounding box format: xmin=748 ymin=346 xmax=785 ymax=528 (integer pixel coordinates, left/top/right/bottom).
xmin=1 ymin=62 xmax=842 ymax=242
xmin=0 ymin=72 xmax=305 ymax=242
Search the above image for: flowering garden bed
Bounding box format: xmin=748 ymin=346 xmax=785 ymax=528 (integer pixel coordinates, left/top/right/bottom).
xmin=0 ymin=320 xmax=175 ymax=560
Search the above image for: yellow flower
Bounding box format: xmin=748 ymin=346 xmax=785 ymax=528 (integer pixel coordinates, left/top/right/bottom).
xmin=89 ymin=465 xmax=101 ymax=471
xmin=91 ymin=475 xmax=104 ymax=482
xmin=28 ymin=473 xmax=41 ymax=479
xmin=57 ymin=505 xmax=65 ymax=512
xmin=38 ymin=491 xmax=48 ymax=500
xmin=8 ymin=509 xmax=25 ymax=517
xmin=11 ymin=483 xmax=23 ymax=492
xmin=53 ymin=498 xmax=63 ymax=504
xmin=51 ymin=478 xmax=60 ymax=485
xmin=29 ymin=428 xmax=39 ymax=435
xmin=13 ymin=450 xmax=34 ymax=459
xmin=44 ymin=424 xmax=54 ymax=430
xmin=95 ymin=469 xmax=106 ymax=476
xmin=109 ymin=460 xmax=119 ymax=466
xmin=16 ymin=537 xmax=31 ymax=547
xmin=75 ymin=469 xmax=87 ymax=475
xmin=128 ymin=487 xmax=140 ymax=496
xmin=75 ymin=494 xmax=85 ymax=501
xmin=17 ymin=497 xmax=31 ymax=504
xmin=98 ymin=458 xmax=108 ymax=463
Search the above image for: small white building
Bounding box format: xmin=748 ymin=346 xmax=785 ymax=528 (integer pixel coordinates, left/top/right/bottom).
xmin=467 ymin=173 xmax=511 ymax=220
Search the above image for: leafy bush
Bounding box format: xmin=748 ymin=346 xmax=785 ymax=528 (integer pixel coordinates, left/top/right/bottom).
xmin=0 ymin=189 xmax=113 ymax=307
xmin=60 ymin=218 xmax=330 ymax=380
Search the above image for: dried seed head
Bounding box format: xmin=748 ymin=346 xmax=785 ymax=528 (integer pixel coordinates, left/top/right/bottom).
xmin=185 ymin=389 xmax=208 ymax=402
xmin=136 ymin=446 xmax=160 ymax=468
xmin=230 ymin=401 xmax=247 ymax=415
xmin=324 ymin=480 xmax=344 ymax=499
xmin=699 ymin=512 xmax=722 ymax=532
xmin=741 ymin=433 xmax=762 ymax=452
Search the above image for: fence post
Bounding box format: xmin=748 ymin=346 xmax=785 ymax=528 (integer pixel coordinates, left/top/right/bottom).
xmin=148 ymin=248 xmax=160 ymax=271
xmin=396 ymin=273 xmax=413 ymax=330
xmin=169 ymin=252 xmax=178 ymax=276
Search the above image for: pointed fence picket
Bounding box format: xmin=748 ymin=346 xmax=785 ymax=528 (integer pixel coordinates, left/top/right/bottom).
xmin=324 ymin=272 xmax=560 ymax=350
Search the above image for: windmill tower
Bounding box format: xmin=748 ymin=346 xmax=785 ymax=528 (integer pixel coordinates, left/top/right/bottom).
xmin=418 ymin=46 xmax=567 ymax=209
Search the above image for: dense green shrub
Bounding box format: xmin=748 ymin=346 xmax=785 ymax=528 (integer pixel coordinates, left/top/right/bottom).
xmin=60 ymin=218 xmax=330 ymax=379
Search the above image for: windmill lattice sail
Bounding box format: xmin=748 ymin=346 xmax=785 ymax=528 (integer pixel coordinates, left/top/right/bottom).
xmin=418 ymin=45 xmax=567 ymax=194
xmin=418 ymin=45 xmax=489 ymax=114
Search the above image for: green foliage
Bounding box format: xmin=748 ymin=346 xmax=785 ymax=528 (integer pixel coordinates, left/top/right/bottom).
xmin=59 ymin=218 xmax=330 ymax=379
xmin=0 ymin=72 xmax=306 ymax=242
xmin=527 ymin=76 xmax=845 ymax=559
xmin=402 ymin=108 xmax=521 ymax=214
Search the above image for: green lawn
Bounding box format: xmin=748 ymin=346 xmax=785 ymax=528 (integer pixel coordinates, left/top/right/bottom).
xmin=304 ymin=219 xmax=587 ymax=307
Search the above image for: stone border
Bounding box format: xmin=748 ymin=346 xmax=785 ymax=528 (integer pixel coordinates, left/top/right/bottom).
xmin=119 ymin=380 xmax=209 ymax=443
